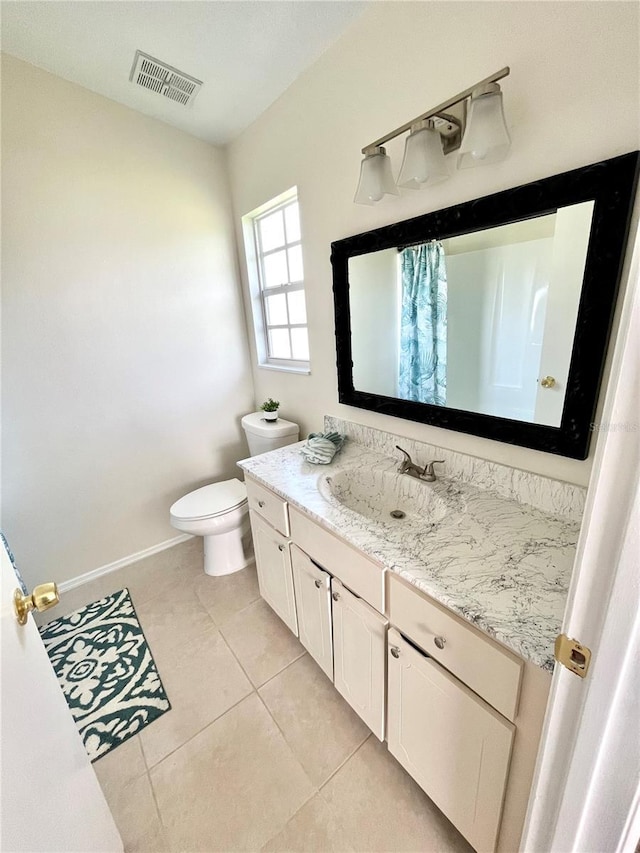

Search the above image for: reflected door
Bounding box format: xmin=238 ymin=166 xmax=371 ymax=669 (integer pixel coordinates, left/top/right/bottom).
xmin=447 ymin=239 xmax=552 ymax=422
xmin=534 ymin=202 xmax=594 ymax=426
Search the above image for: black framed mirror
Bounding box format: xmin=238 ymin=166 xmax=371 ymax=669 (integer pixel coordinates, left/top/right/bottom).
xmin=331 ymin=151 xmax=639 ymax=459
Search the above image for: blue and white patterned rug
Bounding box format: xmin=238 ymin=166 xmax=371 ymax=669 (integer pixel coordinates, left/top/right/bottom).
xmin=39 ymin=588 xmax=171 ymax=761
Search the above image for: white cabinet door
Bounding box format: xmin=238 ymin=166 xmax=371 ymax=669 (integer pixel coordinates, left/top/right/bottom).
xmin=251 ymin=510 xmax=298 ymax=635
xmin=290 ymin=545 xmax=333 ymax=679
xmin=332 ymin=578 xmax=387 ymax=740
xmin=387 ymin=628 xmax=514 ymax=853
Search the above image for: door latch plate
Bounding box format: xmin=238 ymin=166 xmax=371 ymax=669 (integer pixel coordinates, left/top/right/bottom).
xmin=554 ymin=634 xmax=591 ymax=678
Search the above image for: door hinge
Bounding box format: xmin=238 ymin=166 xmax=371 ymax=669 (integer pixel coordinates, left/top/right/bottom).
xmin=554 ymin=634 xmax=592 ymax=678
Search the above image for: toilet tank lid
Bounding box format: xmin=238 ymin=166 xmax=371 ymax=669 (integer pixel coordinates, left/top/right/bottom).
xmin=241 ymin=412 xmax=299 ymax=439
xmin=170 ymin=479 xmax=247 ymax=521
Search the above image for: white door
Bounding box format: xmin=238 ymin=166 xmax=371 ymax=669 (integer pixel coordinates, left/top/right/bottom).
xmin=387 ymin=628 xmax=514 ymax=853
xmin=290 ymin=546 xmax=333 ymax=679
xmin=0 ymin=544 xmax=122 ymax=852
xmin=522 ymin=222 xmax=640 ymax=853
xmin=331 ymin=578 xmax=387 ymax=740
xmin=251 ymin=511 xmax=298 ymax=635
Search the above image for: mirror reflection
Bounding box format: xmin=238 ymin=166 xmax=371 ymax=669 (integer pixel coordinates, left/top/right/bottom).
xmin=349 ymin=200 xmax=594 ymax=428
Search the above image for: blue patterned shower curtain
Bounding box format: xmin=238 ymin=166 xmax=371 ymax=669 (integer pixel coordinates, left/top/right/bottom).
xmin=398 ymin=242 xmax=447 ymax=405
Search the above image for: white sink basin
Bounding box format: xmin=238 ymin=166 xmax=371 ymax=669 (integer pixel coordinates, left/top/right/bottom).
xmin=319 ymin=467 xmax=450 ymax=526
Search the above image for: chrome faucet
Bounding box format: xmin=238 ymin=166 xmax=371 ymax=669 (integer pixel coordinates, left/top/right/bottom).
xmin=395 ymin=446 xmax=444 ymax=483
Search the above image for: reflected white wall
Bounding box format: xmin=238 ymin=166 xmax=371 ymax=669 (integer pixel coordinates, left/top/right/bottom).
xmin=350 ymin=248 xmax=399 ymax=397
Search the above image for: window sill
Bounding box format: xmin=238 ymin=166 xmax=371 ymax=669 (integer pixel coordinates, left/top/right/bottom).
xmin=257 ymin=363 xmax=311 ymax=375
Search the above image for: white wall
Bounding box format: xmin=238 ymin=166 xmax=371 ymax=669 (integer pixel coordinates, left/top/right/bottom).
xmin=1 ymin=55 xmax=254 ymax=587
xmin=228 ymin=1 xmax=640 ymax=486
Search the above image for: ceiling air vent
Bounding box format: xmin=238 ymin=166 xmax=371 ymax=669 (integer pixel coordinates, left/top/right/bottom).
xmin=129 ymin=51 xmax=202 ymax=107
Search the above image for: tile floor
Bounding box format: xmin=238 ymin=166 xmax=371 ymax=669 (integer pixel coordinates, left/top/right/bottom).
xmin=43 ymin=539 xmax=474 ymax=852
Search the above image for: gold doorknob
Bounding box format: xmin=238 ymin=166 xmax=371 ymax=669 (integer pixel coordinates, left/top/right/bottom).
xmin=14 ymin=583 xmax=59 ymax=626
xmin=540 ymin=375 xmax=556 ymax=388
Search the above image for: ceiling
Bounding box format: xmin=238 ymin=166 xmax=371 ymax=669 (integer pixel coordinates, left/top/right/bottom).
xmin=0 ymin=1 xmax=366 ymax=146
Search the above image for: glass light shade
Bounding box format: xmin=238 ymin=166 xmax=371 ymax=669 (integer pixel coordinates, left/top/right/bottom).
xmin=397 ymin=124 xmax=449 ymax=189
xmin=458 ymin=87 xmax=511 ymax=169
xmin=353 ymin=148 xmax=399 ymax=205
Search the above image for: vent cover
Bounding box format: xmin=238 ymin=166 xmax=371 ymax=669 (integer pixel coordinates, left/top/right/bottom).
xmin=130 ymin=51 xmax=202 ymax=107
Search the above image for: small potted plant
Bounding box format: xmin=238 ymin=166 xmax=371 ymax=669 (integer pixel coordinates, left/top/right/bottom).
xmin=260 ymin=398 xmax=280 ymax=422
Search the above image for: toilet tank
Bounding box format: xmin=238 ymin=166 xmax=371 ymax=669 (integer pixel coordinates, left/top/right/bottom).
xmin=241 ymin=412 xmax=300 ymax=457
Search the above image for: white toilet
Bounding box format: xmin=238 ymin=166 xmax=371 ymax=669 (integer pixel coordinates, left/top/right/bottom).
xmin=169 ymin=413 xmax=299 ymax=576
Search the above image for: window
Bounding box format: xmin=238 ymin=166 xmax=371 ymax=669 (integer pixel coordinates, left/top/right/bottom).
xmin=243 ymin=189 xmax=310 ymax=371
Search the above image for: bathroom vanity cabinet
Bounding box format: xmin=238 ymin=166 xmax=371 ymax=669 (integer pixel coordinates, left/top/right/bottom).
xmin=245 ymin=475 xmax=551 ymax=853
xmin=248 ymin=478 xmax=388 ymax=737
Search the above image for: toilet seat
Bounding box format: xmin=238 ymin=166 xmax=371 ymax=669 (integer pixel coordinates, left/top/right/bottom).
xmin=170 ymin=479 xmax=247 ymax=522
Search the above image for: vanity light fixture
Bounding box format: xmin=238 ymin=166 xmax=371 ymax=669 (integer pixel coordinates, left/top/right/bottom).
xmin=353 ymin=146 xmax=399 ymax=205
xmin=354 ymin=67 xmax=511 ymax=204
xmin=397 ymin=119 xmax=449 ymax=189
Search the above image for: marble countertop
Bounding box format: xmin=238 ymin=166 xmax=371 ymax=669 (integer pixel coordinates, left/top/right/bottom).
xmin=238 ymin=441 xmax=580 ymax=671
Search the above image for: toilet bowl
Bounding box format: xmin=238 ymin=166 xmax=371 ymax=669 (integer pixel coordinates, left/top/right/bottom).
xmin=170 ymin=413 xmax=299 ymax=576
xmin=170 ymin=479 xmax=251 ymax=577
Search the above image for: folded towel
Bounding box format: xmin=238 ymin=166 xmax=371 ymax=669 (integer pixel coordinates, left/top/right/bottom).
xmin=300 ymin=431 xmax=346 ymax=465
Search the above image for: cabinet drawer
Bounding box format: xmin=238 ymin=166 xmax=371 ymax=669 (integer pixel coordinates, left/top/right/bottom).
xmin=289 ymin=507 xmax=384 ymax=613
xmin=388 ymin=574 xmax=523 ymax=721
xmin=245 ymin=477 xmax=289 ymax=537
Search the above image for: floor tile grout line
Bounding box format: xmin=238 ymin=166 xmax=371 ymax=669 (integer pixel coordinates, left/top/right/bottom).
xmin=318 ymin=732 xmax=373 ymax=792
xmin=141 ymin=588 xmax=294 ymax=771
xmin=254 ymin=648 xmax=308 ymax=691
xmin=215 ymin=619 xmax=265 ymax=688
xmin=191 ymin=560 xmax=259 ymax=624
xmin=254 ymin=680 xmax=317 ymax=780
xmin=139 ymin=572 xmax=259 ymax=772
xmin=253 ymin=688 xmax=320 ymax=796
xmin=138 ymin=733 xmax=150 ymax=773
xmin=205 ymin=589 xmax=262 ymax=635
xmin=145 ymin=764 xmax=171 ymax=845
xmin=216 ymin=612 xmax=306 ymax=691
xmin=211 ymin=588 xmax=262 ymax=628
xmin=257 ymin=732 xmax=374 ymax=853
xmin=135 ymin=581 xmax=216 ymax=632
xmin=217 ymin=604 xmax=371 ymax=791
xmin=257 ymin=786 xmax=320 ymax=852
xmin=256 ymin=652 xmax=373 ymax=789
xmin=148 ymin=686 xmax=318 ymax=853
xmin=146 ymin=621 xmax=221 ymax=696
xmin=144 ymin=688 xmax=256 ymax=772
xmin=150 ymin=620 xmax=222 ymax=677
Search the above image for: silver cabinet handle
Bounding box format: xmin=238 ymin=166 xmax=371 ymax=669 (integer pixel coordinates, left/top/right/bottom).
xmin=390 ymin=646 xmax=400 ymax=659
xmin=314 ymin=579 xmax=322 ymax=589
xmin=258 ymin=500 xmax=265 ymax=508
xmin=332 ymin=592 xmax=340 ymax=601
xmin=434 ymin=636 xmax=446 ymax=650
xmin=278 ymin=544 xmax=285 ymax=552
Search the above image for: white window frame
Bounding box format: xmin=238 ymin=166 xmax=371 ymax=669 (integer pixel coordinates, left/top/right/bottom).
xmin=242 ymin=188 xmax=310 ymax=373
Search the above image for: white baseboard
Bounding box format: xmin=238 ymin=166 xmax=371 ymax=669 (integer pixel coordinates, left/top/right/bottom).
xmin=58 ymin=534 xmax=194 ymax=593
